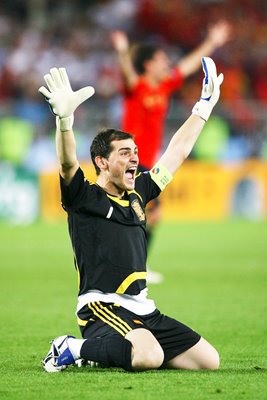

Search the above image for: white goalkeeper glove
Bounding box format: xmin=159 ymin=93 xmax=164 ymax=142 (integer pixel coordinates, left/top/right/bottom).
xmin=38 ymin=68 xmax=95 ymax=131
xmin=192 ymin=57 xmax=224 ymax=121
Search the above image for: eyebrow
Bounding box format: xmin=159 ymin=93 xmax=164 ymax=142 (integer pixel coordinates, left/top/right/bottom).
xmin=118 ymin=147 xmax=138 ymax=152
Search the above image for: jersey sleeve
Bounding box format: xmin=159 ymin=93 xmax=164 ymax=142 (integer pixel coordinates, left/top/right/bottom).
xmin=134 ymin=163 xmax=173 ymax=205
xmin=60 ymin=167 xmax=87 ymax=209
xmin=134 ymin=171 xmax=161 ymax=206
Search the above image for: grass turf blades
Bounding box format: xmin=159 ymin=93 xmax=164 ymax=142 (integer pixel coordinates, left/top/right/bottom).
xmin=0 ymin=220 xmax=266 ymax=399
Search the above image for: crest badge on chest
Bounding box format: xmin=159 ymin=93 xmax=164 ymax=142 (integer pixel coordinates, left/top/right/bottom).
xmin=131 ymin=199 xmax=145 ymax=221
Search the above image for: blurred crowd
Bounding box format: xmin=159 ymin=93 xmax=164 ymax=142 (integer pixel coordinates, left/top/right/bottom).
xmin=0 ymin=0 xmax=267 ymax=171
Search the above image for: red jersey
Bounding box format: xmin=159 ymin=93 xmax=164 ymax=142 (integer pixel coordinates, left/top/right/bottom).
xmin=121 ymin=67 xmax=184 ymax=168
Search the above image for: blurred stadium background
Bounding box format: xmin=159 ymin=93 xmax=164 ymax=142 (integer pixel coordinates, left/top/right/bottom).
xmin=0 ymin=0 xmax=267 ymax=224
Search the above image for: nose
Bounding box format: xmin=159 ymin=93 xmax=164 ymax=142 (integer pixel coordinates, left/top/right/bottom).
xmin=130 ymin=151 xmax=138 ymax=162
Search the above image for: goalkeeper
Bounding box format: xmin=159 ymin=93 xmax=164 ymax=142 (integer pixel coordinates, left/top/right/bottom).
xmin=39 ymin=57 xmax=223 ymax=372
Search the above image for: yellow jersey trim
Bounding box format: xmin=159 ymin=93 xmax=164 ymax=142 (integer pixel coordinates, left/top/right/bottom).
xmin=106 ymin=190 xmax=142 ymax=207
xmin=115 ymin=272 xmax=147 ymax=294
xmin=149 ymin=162 xmax=173 ymax=191
xmin=77 ymin=316 xmax=88 ymax=327
xmin=106 ymin=194 xmax=129 ymax=207
xmin=73 ymin=252 xmax=81 ymax=290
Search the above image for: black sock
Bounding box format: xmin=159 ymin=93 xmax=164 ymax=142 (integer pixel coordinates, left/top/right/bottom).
xmin=80 ymin=335 xmax=132 ymax=371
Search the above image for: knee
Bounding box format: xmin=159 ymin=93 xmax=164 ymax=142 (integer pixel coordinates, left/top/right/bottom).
xmin=210 ymin=349 xmax=220 ymax=370
xmin=126 ymin=329 xmax=164 ymax=371
xmin=132 ymin=342 xmax=164 ymax=371
xmin=194 ymin=337 xmax=220 ymax=370
xmin=203 ymin=347 xmax=220 ymax=370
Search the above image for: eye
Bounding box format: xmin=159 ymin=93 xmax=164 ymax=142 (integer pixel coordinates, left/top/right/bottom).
xmin=120 ymin=150 xmax=130 ymax=157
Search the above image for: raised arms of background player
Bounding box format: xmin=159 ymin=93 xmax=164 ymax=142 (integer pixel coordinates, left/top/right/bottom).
xmin=38 ymin=57 xmax=223 ymax=183
xmin=111 ymin=20 xmax=231 ymax=88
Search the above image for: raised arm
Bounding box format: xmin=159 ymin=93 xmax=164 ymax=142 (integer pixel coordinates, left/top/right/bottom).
xmin=38 ymin=68 xmax=95 ymax=184
xmin=111 ymin=30 xmax=138 ymax=89
xmin=178 ymin=20 xmax=231 ymax=78
xmin=158 ymin=57 xmax=223 ymax=176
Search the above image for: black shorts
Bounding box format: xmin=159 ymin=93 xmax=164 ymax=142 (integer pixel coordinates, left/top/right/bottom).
xmin=77 ymin=302 xmax=201 ymax=363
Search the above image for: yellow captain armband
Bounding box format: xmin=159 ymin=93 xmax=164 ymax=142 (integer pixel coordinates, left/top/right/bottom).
xmin=149 ymin=162 xmax=173 ymax=191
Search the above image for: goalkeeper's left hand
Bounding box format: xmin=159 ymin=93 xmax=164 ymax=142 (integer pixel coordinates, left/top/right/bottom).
xmin=38 ymin=67 xmax=95 ymax=131
xmin=192 ymin=57 xmax=223 ymax=121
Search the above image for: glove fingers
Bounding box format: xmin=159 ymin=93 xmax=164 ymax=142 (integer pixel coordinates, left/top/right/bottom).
xmin=59 ymin=68 xmax=72 ymax=89
xmin=202 ymin=57 xmax=217 ymax=84
xmin=44 ymin=73 xmax=57 ymax=92
xmin=38 ymin=86 xmax=52 ymax=100
xmin=202 ymin=58 xmax=209 ymax=85
xmin=75 ymin=86 xmax=95 ymax=105
xmin=40 ymin=67 xmax=95 ymax=118
xmin=201 ymin=57 xmax=220 ymax=100
xmin=50 ymin=68 xmax=64 ymax=88
xmin=193 ymin=57 xmax=222 ymax=121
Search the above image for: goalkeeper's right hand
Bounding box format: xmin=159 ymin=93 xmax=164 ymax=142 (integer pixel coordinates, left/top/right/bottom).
xmin=38 ymin=68 xmax=95 ymax=131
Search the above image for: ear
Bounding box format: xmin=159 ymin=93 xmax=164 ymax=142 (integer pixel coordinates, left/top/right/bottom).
xmin=95 ymin=156 xmax=108 ymax=172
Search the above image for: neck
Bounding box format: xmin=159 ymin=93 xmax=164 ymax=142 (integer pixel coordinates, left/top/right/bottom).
xmin=96 ymin=176 xmax=125 ymax=198
xmin=143 ymin=72 xmax=160 ymax=87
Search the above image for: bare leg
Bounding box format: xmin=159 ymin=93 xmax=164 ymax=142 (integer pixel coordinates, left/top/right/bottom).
xmin=125 ymin=328 xmax=164 ymax=370
xmin=164 ymin=337 xmax=220 ymax=370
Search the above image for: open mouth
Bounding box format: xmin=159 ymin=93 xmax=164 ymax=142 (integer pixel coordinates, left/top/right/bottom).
xmin=125 ymin=167 xmax=136 ymax=181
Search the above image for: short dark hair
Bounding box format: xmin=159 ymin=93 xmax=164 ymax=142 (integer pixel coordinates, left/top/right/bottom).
xmin=90 ymin=128 xmax=134 ymax=175
xmin=132 ymin=43 xmax=160 ymax=74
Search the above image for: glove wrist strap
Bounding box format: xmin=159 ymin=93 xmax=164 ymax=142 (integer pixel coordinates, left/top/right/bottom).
xmin=56 ymin=115 xmax=74 ymax=132
xmin=192 ymin=99 xmax=213 ymax=122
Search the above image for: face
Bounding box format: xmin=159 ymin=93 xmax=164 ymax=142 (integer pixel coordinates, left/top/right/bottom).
xmin=146 ymin=50 xmax=171 ymax=81
xmin=104 ymin=139 xmax=139 ymax=193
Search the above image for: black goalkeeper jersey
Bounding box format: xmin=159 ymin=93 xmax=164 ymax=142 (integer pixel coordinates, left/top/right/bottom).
xmin=60 ymin=167 xmax=161 ymax=296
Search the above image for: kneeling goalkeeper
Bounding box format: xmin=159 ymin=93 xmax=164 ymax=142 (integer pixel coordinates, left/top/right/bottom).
xmin=39 ymin=56 xmax=223 ymax=372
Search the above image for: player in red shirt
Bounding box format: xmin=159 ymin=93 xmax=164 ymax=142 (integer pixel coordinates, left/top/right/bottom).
xmin=111 ymin=21 xmax=231 ymax=283
xmin=120 ymin=58 xmax=184 ymax=169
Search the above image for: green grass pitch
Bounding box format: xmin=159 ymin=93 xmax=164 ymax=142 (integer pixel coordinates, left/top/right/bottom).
xmin=0 ymin=219 xmax=266 ymax=399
